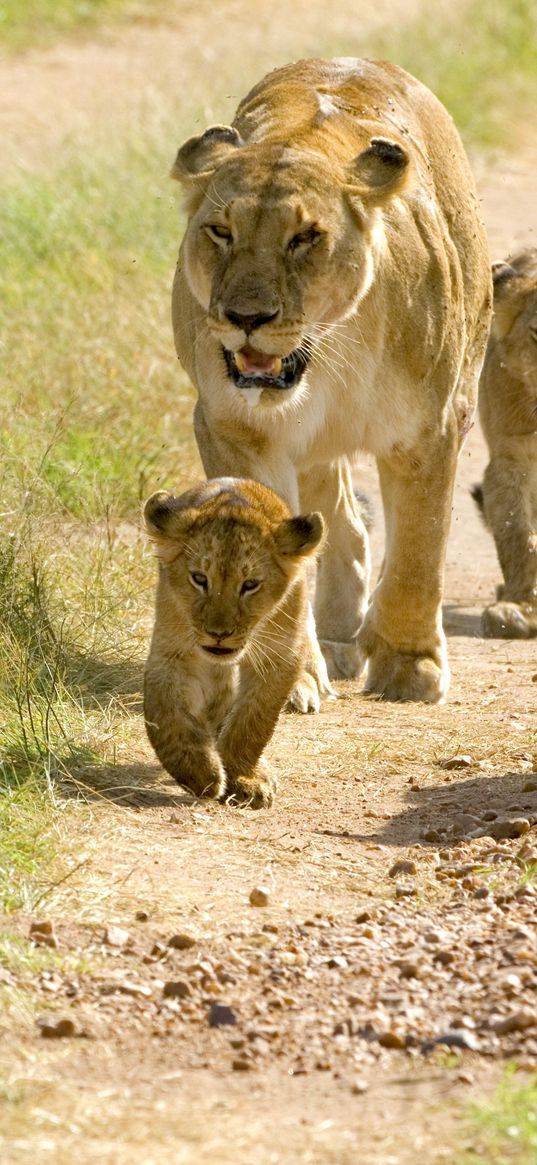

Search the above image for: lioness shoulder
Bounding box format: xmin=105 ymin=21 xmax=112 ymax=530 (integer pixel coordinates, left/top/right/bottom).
xmin=143 ymin=477 xmax=323 ymax=807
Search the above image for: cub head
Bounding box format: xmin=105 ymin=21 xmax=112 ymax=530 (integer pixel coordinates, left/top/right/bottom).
xmin=171 ymin=121 xmax=409 ymax=406
xmin=490 ymin=250 xmax=537 ymax=380
xmin=144 ymin=478 xmax=323 ymax=661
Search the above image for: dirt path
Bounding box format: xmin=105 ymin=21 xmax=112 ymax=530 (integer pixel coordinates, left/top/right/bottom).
xmin=2 ymin=7 xmax=537 ymax=1164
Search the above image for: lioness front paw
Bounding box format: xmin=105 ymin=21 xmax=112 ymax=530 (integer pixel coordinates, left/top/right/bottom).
xmin=360 ymin=628 xmax=449 ymax=703
xmin=226 ymin=767 xmax=276 ymax=809
xmin=481 ymin=601 xmax=537 ymax=640
xmin=319 ymin=637 xmax=366 ymax=680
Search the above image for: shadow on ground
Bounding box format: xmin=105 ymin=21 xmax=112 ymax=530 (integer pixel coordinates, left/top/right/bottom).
xmin=315 ymin=771 xmax=537 ymax=848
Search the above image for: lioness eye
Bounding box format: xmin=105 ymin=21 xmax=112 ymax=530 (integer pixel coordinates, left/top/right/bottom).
xmin=190 ymin=571 xmax=208 ymax=591
xmin=288 ymin=227 xmax=322 ymax=253
xmin=241 ymin=579 xmax=260 ymax=595
xmin=205 ymin=223 xmax=232 ymax=244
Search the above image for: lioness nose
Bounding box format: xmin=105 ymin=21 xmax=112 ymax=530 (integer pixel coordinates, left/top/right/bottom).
xmin=225 ymin=309 xmax=279 ymax=334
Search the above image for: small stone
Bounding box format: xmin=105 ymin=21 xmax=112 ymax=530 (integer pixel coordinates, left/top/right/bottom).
xmin=482 ymin=810 xmax=498 ymax=821
xmin=29 ymin=920 xmax=58 ymax=949
xmin=351 ymin=1077 xmax=369 ymax=1094
xmin=489 ymin=818 xmax=530 ymax=840
xmin=103 ymin=925 xmax=130 ymax=948
xmin=355 ymin=910 xmax=372 ymax=924
xmin=440 ymin=755 xmax=473 ymax=770
xmin=38 ymin=1017 xmax=76 ymax=1039
xmin=168 ymin=933 xmax=196 ymax=950
xmin=388 ymin=860 xmax=417 ymax=877
xmin=327 ymin=955 xmax=348 ymax=969
xmin=249 ymin=887 xmax=270 ymax=907
xmin=232 ymin=1056 xmax=252 ymax=1071
xmin=395 ymin=882 xmax=417 ymax=898
xmin=208 ymin=1002 xmax=237 ymax=1028
xmin=434 ymin=949 xmax=455 ymax=965
xmin=523 ymin=777 xmax=537 ymax=792
xmin=162 ymin=980 xmax=191 ymax=999
xmin=135 ymin=910 xmax=149 ymax=922
xmin=423 ymin=829 xmax=441 ymax=842
xmin=397 ymin=961 xmax=420 ymax=980
xmin=492 ymin=1010 xmax=536 ymax=1035
xmin=424 ymin=1029 xmax=480 ymax=1053
xmin=378 ymin=1030 xmax=406 ymax=1049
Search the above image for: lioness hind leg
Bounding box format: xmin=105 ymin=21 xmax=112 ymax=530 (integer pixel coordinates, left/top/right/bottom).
xmin=299 ymin=459 xmax=370 ymax=680
xmin=481 ymin=600 xmax=537 ymax=639
xmin=358 ymin=431 xmax=457 ymax=703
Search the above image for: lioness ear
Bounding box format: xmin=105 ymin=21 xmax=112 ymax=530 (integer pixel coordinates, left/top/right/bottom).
xmin=347 ymin=137 xmax=410 ymax=204
xmin=274 ymin=513 xmax=325 ymax=559
xmin=144 ymin=491 xmax=184 ymax=563
xmin=171 ymin=125 xmax=244 ymax=182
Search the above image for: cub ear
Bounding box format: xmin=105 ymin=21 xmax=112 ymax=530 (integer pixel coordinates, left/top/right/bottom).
xmin=347 ymin=137 xmax=410 ymax=204
xmin=274 ymin=513 xmax=325 ymax=560
xmin=143 ymin=491 xmax=184 ymax=563
xmin=491 ymin=261 xmax=523 ymax=340
xmin=171 ymin=125 xmax=244 ymax=182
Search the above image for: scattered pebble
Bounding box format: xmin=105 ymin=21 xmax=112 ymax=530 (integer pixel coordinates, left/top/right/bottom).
xmin=351 ymin=1077 xmax=369 ymax=1094
xmin=249 ymin=887 xmax=270 ymax=907
xmin=163 ymin=980 xmax=191 ymax=999
xmin=38 ymin=1017 xmax=76 ymax=1039
xmin=168 ymin=933 xmax=197 ymax=950
xmin=388 ymin=860 xmax=417 ymax=877
xmin=103 ymin=925 xmax=130 ymax=948
xmin=440 ymin=755 xmax=473 ymax=770
xmin=208 ymin=1003 xmax=237 ymax=1028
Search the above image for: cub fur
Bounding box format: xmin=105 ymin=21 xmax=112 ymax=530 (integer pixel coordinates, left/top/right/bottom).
xmin=143 ymin=477 xmax=323 ymax=807
xmin=472 ymin=249 xmax=537 ymax=639
xmin=171 ymin=57 xmax=491 ymax=706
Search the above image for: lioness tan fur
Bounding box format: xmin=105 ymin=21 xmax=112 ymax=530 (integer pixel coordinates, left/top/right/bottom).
xmin=171 ymin=58 xmax=491 ymax=704
xmin=472 ymin=249 xmax=537 ymax=639
xmin=143 ymin=478 xmax=324 ymax=807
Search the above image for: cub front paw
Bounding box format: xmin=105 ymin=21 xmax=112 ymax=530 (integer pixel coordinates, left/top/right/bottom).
xmin=226 ymin=766 xmax=277 ymax=809
xmin=481 ymin=601 xmax=537 ymax=640
xmin=360 ymin=628 xmax=449 ymax=704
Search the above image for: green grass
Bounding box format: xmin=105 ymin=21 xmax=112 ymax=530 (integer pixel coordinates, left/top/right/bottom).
xmin=0 ymin=0 xmax=165 ymax=53
xmin=460 ymin=1072 xmax=537 ymax=1164
xmin=363 ymin=0 xmax=537 ymax=149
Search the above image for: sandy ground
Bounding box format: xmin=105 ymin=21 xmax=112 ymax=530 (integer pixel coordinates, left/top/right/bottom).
xmin=1 ymin=4 xmax=537 ymax=1163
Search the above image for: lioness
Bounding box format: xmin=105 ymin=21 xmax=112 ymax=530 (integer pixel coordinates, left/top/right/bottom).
xmin=143 ymin=477 xmax=324 ymax=807
xmin=171 ymin=58 xmax=491 ymax=705
xmin=472 ymin=249 xmax=537 ymax=639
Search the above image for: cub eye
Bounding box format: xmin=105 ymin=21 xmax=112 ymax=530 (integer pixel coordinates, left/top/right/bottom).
xmin=240 ymin=578 xmax=260 ymax=595
xmin=190 ymin=571 xmax=208 ymax=591
xmin=205 ymin=223 xmax=232 ymax=245
xmin=288 ymin=226 xmax=322 ymax=253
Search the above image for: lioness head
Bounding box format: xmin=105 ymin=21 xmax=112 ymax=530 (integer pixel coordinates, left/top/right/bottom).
xmin=144 ymin=478 xmax=323 ymax=660
xmin=172 ymin=122 xmax=409 ymax=404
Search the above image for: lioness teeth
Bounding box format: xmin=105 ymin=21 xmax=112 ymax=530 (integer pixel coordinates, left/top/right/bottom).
xmin=234 ymin=349 xmax=283 ymax=377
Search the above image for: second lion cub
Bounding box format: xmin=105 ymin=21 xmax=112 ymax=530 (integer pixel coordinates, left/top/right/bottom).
xmin=143 ymin=478 xmax=324 ymax=807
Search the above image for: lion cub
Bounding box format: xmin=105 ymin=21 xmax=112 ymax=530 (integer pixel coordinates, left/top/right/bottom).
xmin=472 ymin=250 xmax=537 ymax=638
xmin=143 ymin=478 xmax=324 ymax=807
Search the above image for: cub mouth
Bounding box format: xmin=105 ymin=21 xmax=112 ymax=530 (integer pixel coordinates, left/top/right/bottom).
xmin=223 ymin=343 xmax=309 ymax=390
xmin=202 ymin=645 xmax=239 ymax=657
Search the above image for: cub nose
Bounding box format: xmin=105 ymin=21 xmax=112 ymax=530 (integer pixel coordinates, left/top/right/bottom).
xmin=225 ymin=309 xmax=279 ymax=334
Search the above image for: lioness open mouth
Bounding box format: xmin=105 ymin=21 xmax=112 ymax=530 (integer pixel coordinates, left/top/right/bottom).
xmin=223 ymin=344 xmax=309 ymax=390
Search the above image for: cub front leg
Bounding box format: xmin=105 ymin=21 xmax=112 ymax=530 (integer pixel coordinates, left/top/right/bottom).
xmin=299 ymin=458 xmax=370 ymax=679
xmin=358 ymin=425 xmax=458 ymax=703
xmin=479 ymin=454 xmax=537 ymax=638
xmin=218 ymin=590 xmax=305 ymax=806
xmin=144 ymin=663 xmax=227 ymax=799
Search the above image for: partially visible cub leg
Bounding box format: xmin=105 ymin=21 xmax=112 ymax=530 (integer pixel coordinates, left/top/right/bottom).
xmin=475 ymin=455 xmax=537 ymax=639
xmin=144 ymin=665 xmax=227 ymax=799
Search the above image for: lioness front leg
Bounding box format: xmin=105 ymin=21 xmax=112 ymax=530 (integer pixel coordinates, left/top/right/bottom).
xmin=144 ymin=666 xmax=227 ymax=799
xmin=358 ymin=429 xmax=458 ymax=702
xmin=479 ymin=455 xmax=537 ymax=638
xmin=300 ymin=458 xmax=370 ymax=679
